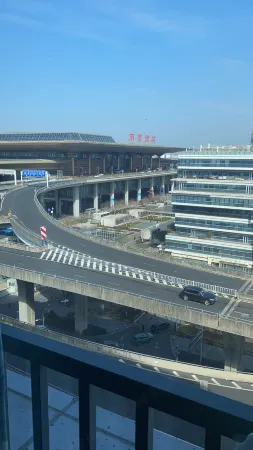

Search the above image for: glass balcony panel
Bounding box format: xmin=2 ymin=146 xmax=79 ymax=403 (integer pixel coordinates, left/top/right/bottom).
xmin=151 ymin=408 xmax=205 ymax=449
xmin=91 ymin=385 xmax=136 ymax=449
xmin=46 ymin=368 xmax=79 ymax=450
xmin=4 ymin=353 xmax=34 ymax=450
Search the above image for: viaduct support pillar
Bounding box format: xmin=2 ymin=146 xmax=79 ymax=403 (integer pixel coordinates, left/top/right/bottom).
xmin=149 ymin=177 xmax=154 ymax=198
xmin=74 ymin=294 xmax=88 ymax=334
xmin=137 ymin=178 xmax=141 ymax=202
xmin=124 ymin=180 xmax=129 ymax=206
xmin=110 ymin=182 xmax=115 ymax=208
xmin=94 ymin=183 xmax=99 ymax=211
xmin=17 ymin=280 xmax=35 ymax=325
xmin=161 ymin=176 xmax=165 ymax=195
xmin=55 ymin=190 xmax=59 ymax=216
xmin=223 ymin=333 xmax=244 ymax=372
xmin=103 ymin=156 xmax=106 ymax=174
xmin=73 ymin=186 xmax=80 ymax=217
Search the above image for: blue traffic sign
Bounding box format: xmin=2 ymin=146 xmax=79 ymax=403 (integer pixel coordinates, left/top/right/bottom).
xmin=22 ymin=170 xmax=46 ymax=178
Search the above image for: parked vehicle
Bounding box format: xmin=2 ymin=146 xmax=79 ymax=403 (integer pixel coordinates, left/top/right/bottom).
xmin=151 ymin=322 xmax=170 ymax=334
xmin=179 ymin=286 xmax=216 ymax=306
xmin=133 ymin=332 xmax=153 ymax=346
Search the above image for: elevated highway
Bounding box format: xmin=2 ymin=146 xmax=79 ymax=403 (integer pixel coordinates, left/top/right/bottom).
xmin=1 ymin=183 xmax=253 ymax=372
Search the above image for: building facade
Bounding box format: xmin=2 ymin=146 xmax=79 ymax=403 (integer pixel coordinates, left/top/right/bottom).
xmin=0 ymin=132 xmax=182 ymax=176
xmin=165 ymin=145 xmax=253 ymax=272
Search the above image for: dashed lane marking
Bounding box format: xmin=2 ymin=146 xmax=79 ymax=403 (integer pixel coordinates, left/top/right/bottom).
xmin=211 ymin=378 xmax=221 ymax=386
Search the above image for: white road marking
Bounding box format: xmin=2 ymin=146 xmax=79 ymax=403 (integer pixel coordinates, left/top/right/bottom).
xmin=220 ymin=297 xmax=236 ymax=317
xmin=81 ymin=258 xmax=84 ymax=267
xmin=226 ymin=298 xmax=242 ymax=317
xmin=99 ymin=263 xmax=102 ymax=271
xmin=87 ymin=259 xmax=91 ymax=268
xmin=238 ymin=279 xmax=252 ymax=293
xmin=57 ymin=251 xmax=63 ymax=262
xmin=192 ymin=375 xmax=199 ymax=381
xmin=211 ymin=378 xmax=221 ymax=386
xmin=51 ymin=249 xmax=58 ymax=261
xmin=63 ymin=251 xmax=68 ymax=264
xmin=172 ymin=371 xmax=180 ymax=377
xmin=40 ymin=252 xmax=46 ymax=259
xmin=74 ymin=254 xmax=79 ymax=266
xmin=139 ymin=274 xmax=143 ymax=280
xmin=68 ymin=253 xmax=73 ymax=265
xmin=154 ymin=367 xmax=160 ymax=372
xmin=232 ymin=381 xmax=242 ymax=389
xmin=45 ymin=250 xmax=53 ymax=260
xmin=244 ymin=280 xmax=253 ymax=294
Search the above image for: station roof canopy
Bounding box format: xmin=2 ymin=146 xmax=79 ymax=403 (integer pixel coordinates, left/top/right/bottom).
xmin=0 ymin=132 xmax=184 ymax=155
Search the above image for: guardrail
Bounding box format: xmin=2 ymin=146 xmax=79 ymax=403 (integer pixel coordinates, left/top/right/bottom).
xmin=10 ymin=215 xmax=53 ymax=248
xmin=1 ymin=313 xmax=253 ymax=383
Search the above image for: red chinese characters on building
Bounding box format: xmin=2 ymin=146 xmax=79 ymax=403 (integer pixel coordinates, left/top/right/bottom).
xmin=128 ymin=133 xmax=156 ymax=143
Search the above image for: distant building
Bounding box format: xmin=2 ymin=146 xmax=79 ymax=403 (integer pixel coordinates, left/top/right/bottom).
xmin=165 ymin=143 xmax=253 ymax=273
xmin=0 ymin=132 xmax=183 ymax=177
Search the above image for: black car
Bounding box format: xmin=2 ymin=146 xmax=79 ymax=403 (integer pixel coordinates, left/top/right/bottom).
xmin=179 ymin=286 xmax=216 ymax=306
xmin=151 ymin=322 xmax=170 ymax=334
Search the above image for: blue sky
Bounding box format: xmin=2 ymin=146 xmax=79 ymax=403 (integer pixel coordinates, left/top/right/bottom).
xmin=1 ymin=0 xmax=253 ymax=147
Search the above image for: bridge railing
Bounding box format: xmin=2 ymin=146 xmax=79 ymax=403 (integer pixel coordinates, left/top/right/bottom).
xmin=1 ymin=313 xmax=253 ymax=384
xmin=10 ymin=214 xmax=53 ymax=248
xmin=34 ymin=189 xmax=237 ymax=298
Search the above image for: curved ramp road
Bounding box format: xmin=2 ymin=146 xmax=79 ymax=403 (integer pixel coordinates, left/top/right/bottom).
xmin=3 ymin=187 xmax=243 ymax=291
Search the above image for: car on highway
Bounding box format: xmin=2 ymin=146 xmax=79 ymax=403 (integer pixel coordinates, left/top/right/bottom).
xmin=151 ymin=322 xmax=170 ymax=334
xmin=179 ymin=286 xmax=216 ymax=306
xmin=133 ymin=332 xmax=153 ymax=346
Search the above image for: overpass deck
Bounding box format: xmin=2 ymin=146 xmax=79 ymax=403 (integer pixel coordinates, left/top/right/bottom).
xmin=2 ymin=185 xmax=253 ymax=337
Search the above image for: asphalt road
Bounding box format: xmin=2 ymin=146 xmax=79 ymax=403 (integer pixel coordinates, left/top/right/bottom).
xmin=0 ymin=247 xmax=232 ymax=315
xmin=3 ymin=187 xmax=244 ymax=290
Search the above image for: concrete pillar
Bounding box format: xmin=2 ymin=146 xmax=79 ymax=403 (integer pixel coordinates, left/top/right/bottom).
xmin=137 ymin=178 xmax=141 ymax=202
xmin=110 ymin=181 xmax=115 ymax=208
xmin=130 ymin=156 xmax=133 ymax=171
xmin=124 ymin=180 xmax=129 ymax=206
xmin=88 ymin=156 xmax=91 ymax=175
xmin=55 ymin=190 xmax=59 ymax=216
xmin=117 ymin=155 xmax=120 ymax=170
xmin=149 ymin=177 xmax=154 ymax=197
xmin=17 ymin=280 xmax=35 ymax=325
xmin=141 ymin=155 xmax=144 ymax=169
xmin=223 ymin=333 xmax=244 ymax=372
xmin=74 ymin=294 xmax=88 ymax=334
xmin=161 ymin=175 xmax=165 ymax=195
xmin=71 ymin=157 xmax=75 ymax=176
xmin=73 ymin=186 xmax=80 ymax=217
xmin=94 ymin=183 xmax=99 ymax=211
xmin=150 ymin=157 xmax=153 ymax=170
xmin=103 ymin=156 xmax=106 ymax=174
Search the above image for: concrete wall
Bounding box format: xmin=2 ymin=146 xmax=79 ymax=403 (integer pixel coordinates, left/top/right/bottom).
xmin=0 ymin=264 xmax=253 ymax=338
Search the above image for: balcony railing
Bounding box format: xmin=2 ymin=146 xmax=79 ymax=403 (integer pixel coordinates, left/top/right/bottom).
xmin=1 ymin=322 xmax=253 ymax=449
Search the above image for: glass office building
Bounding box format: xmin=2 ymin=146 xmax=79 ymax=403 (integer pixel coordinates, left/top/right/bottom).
xmin=165 ymin=145 xmax=253 ymax=272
